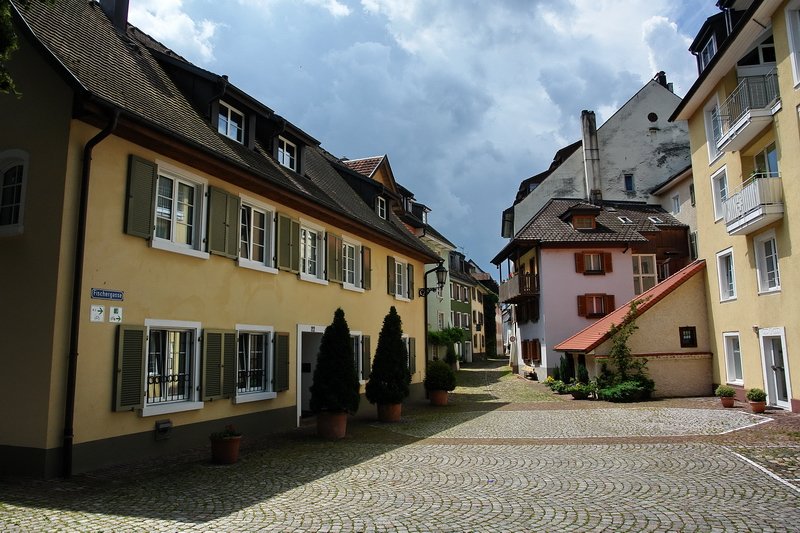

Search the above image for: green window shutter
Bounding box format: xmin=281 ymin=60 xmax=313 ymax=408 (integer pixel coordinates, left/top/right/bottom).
xmin=114 ymin=325 xmax=146 ymax=411
xmin=362 ymin=335 xmax=371 ymax=381
xmin=362 ymin=246 xmax=372 ymax=290
xmin=407 ymin=263 xmax=415 ymax=299
xmin=277 ymin=213 xmax=300 ymax=272
xmin=202 ymin=330 xmax=225 ymax=400
xmin=222 ymin=331 xmax=237 ymax=398
xmin=125 ymin=155 xmax=156 ymax=239
xmin=327 ymin=234 xmax=342 ymax=283
xmin=387 ymin=256 xmax=396 ymax=295
xmin=207 ymin=187 xmax=240 ymax=258
xmin=409 ymin=337 xmax=416 ymax=374
xmin=274 ymin=332 xmax=290 ymax=392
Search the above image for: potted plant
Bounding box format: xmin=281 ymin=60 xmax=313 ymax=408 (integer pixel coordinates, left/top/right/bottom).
xmin=566 ymin=382 xmax=595 ymax=400
xmin=366 ymin=307 xmax=411 ymax=422
xmin=310 ymin=308 xmax=361 ymax=439
xmin=715 ymin=385 xmax=736 ymax=408
xmin=209 ymin=425 xmax=242 ymax=464
xmin=424 ymin=359 xmax=457 ymax=406
xmin=746 ymin=387 xmax=767 ymax=414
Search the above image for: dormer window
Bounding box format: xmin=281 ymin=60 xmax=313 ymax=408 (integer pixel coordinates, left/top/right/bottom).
xmin=572 ymin=215 xmax=595 ymax=230
xmin=376 ymin=196 xmax=387 ymax=219
xmin=277 ymin=137 xmax=297 ymax=171
xmin=218 ymin=101 xmax=244 ymax=143
xmin=699 ymin=35 xmax=716 ymax=71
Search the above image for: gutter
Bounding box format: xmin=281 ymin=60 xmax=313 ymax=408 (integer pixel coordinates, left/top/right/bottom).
xmin=62 ymin=108 xmax=120 ymax=478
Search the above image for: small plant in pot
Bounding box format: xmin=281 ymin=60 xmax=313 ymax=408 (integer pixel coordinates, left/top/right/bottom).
xmin=746 ymin=387 xmax=767 ymax=414
xmin=715 ymin=385 xmax=736 ymax=408
xmin=366 ymin=307 xmax=411 ymax=422
xmin=209 ymin=425 xmax=242 ymax=464
xmin=566 ymin=382 xmax=595 ymax=400
xmin=310 ymin=308 xmax=361 ymax=439
xmin=424 ymin=359 xmax=457 ymax=406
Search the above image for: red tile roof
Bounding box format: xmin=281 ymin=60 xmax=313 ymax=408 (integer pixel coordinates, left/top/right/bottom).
xmin=342 ymin=156 xmax=384 ymax=178
xmin=554 ymin=260 xmax=706 ymax=352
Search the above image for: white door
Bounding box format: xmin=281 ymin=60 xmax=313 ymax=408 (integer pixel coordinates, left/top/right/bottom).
xmin=759 ymin=328 xmax=791 ymax=410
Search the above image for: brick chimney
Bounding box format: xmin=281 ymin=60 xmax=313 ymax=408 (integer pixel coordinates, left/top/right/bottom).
xmin=100 ymin=0 xmax=130 ymax=32
xmin=581 ymin=110 xmax=601 ymax=203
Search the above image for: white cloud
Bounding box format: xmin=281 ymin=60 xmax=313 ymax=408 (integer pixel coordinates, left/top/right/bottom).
xmin=128 ymin=0 xmax=218 ymax=63
xmin=239 ymin=0 xmax=351 ymax=18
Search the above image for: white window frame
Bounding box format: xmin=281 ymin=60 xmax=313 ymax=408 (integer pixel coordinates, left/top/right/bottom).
xmin=277 ymin=136 xmax=297 ymax=171
xmin=699 ymin=35 xmax=717 ymax=71
xmin=586 ymin=295 xmax=605 ymax=316
xmin=584 ymin=252 xmax=603 ymax=273
xmin=437 ymin=312 xmax=445 ymax=329
xmin=351 ymin=332 xmax=367 ymax=383
xmin=141 ymin=319 xmax=203 ymax=417
xmin=716 ymin=248 xmax=737 ymax=301
xmin=710 ymin=167 xmax=728 ymax=222
xmin=402 ymin=334 xmax=413 ymax=372
xmin=632 ymin=254 xmax=657 ymax=295
xmin=723 ymin=332 xmax=744 ymax=384
xmin=786 ymin=0 xmax=800 ymax=87
xmin=754 ymin=229 xmax=781 ymax=294
xmin=151 ymin=161 xmax=209 ymax=259
xmin=704 ymin=96 xmax=723 ymax=163
xmin=617 ymin=216 xmax=633 ymax=224
xmin=672 ymin=194 xmax=681 ymax=215
xmin=299 ymin=219 xmax=327 ymax=284
xmin=234 ymin=324 xmax=276 ymax=403
xmin=0 ymin=149 xmax=28 ymax=236
xmin=238 ymin=194 xmax=276 ymax=274
xmin=376 ymin=196 xmax=387 ymax=219
xmin=218 ymin=101 xmax=245 ymax=143
xmin=394 ymin=257 xmax=409 ymax=301
xmin=342 ymin=237 xmax=364 ymax=292
xmin=450 ymin=310 xmax=455 ymax=327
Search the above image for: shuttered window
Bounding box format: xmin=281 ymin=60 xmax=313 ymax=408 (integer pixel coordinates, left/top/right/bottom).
xmin=125 ymin=155 xmax=156 ymax=239
xmin=239 ymin=199 xmax=275 ymax=271
xmin=276 ymin=213 xmax=300 ymax=272
xmin=387 ymin=256 xmax=396 ymax=295
xmin=208 ymin=187 xmax=240 ymax=258
xmin=327 ymin=233 xmax=343 ymax=283
xmin=362 ymin=246 xmax=372 ymax=290
xmin=274 ymin=332 xmax=291 ymax=392
xmin=114 ymin=325 xmax=146 ymax=411
xmin=202 ymin=329 xmax=237 ymax=400
xmin=577 ymin=294 xmax=615 ymax=318
xmin=574 ymin=252 xmax=612 ymax=274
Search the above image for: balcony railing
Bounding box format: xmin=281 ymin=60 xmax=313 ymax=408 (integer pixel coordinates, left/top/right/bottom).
xmin=714 ymin=70 xmax=780 ymax=152
xmin=499 ymin=272 xmax=539 ymax=303
xmin=724 ymin=173 xmax=784 ymax=236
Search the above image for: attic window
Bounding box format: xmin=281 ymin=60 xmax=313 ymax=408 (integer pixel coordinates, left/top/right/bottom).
xmin=277 ymin=137 xmax=297 ymax=171
xmin=699 ymin=35 xmax=716 ymax=71
xmin=648 ymin=216 xmax=664 ymax=224
xmin=218 ymin=101 xmax=244 ymax=143
xmin=618 ymin=216 xmax=633 ymax=224
xmin=572 ymin=215 xmax=595 ymax=230
xmin=624 ymin=174 xmax=635 ymax=192
xmin=376 ymin=196 xmax=387 ymax=219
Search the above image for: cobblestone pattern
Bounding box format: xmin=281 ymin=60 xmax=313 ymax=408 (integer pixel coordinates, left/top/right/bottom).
xmin=379 ymin=408 xmax=769 ymax=440
xmin=2 ymin=442 xmax=799 ymax=532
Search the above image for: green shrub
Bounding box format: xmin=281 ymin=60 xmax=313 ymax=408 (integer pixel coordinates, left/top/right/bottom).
xmin=566 ymin=382 xmax=595 ymax=400
xmin=576 ymin=364 xmax=589 ymax=385
xmin=715 ymin=385 xmax=736 ymax=398
xmin=598 ymin=380 xmax=649 ymax=403
xmin=309 ymin=308 xmax=361 ymax=414
xmin=746 ymin=388 xmax=767 ymax=402
xmin=424 ymin=360 xmax=457 ymax=391
xmin=559 ymin=355 xmax=572 ymax=383
xmin=551 ymin=380 xmax=568 ymax=394
xmin=552 ymin=366 xmax=561 ymax=382
xmin=444 ymin=343 xmax=458 ymax=365
xmin=365 ymin=307 xmax=411 ymax=405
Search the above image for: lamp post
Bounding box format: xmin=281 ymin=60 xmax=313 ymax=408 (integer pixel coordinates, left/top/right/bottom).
xmin=419 ymin=260 xmax=448 ymax=362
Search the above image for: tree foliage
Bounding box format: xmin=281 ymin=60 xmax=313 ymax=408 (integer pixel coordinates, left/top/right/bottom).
xmin=365 ymin=306 xmax=411 ymax=405
xmin=428 ymin=327 xmax=466 ymax=347
xmin=482 ymin=291 xmax=499 ymax=357
xmin=1 ymin=0 xmax=54 ymax=95
xmin=309 ymin=308 xmax=360 ymax=414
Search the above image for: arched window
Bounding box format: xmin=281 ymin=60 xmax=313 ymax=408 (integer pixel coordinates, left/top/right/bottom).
xmin=0 ymin=149 xmax=28 ymax=235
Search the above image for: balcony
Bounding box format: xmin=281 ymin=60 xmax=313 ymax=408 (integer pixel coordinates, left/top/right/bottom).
xmin=499 ymin=272 xmax=539 ymax=303
xmin=714 ymin=70 xmax=780 ymax=153
xmin=724 ymin=173 xmax=784 ymax=236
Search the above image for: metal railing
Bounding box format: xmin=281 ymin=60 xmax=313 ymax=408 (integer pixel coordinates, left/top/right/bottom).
xmin=147 ymin=373 xmax=191 ymax=403
xmin=714 ymin=70 xmax=779 ymax=145
xmin=238 ymin=369 xmax=268 ymax=393
xmin=723 ymin=172 xmax=783 ymax=226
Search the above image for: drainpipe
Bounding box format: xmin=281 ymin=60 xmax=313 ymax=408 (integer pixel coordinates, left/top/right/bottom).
xmin=63 ymin=109 xmax=119 ymax=478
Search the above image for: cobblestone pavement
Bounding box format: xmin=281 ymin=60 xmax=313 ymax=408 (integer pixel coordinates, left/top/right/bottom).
xmin=2 ymin=361 xmax=799 ymax=532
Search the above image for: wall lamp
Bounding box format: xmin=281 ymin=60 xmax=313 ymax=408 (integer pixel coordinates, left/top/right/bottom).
xmin=419 ymin=261 xmax=448 ymax=297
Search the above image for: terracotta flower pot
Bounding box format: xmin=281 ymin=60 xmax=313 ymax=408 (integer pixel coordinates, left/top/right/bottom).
xmin=720 ymin=397 xmax=735 ymax=408
xmin=429 ymin=389 xmax=448 ymax=406
xmin=749 ymin=401 xmax=766 ymax=414
xmin=317 ymin=411 xmax=348 ymax=439
xmin=210 ymin=436 xmax=241 ymax=464
xmin=377 ymin=403 xmax=402 ymax=422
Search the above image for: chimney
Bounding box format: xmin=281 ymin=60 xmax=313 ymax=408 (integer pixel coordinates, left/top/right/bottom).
xmin=581 ymin=110 xmax=602 ymax=203
xmin=655 ymin=71 xmax=667 ymax=88
xmin=100 ymin=0 xmax=130 ymax=32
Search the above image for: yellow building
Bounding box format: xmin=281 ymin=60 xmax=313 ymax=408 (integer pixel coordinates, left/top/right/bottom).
xmin=671 ymin=0 xmax=798 ymax=411
xmin=0 ymin=0 xmax=438 ymax=477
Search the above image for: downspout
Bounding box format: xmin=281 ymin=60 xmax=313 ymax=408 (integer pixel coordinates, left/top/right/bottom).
xmin=63 ymin=109 xmax=120 ymax=478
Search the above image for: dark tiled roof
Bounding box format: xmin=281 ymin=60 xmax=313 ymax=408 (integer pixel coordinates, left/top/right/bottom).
xmin=342 ymin=156 xmax=384 ymax=178
xmin=423 ymin=224 xmax=456 ymax=248
xmin=14 ymin=0 xmax=436 ymax=260
xmin=514 ymin=199 xmax=685 ymax=245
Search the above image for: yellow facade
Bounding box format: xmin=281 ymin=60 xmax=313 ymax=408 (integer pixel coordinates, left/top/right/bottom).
xmin=680 ymin=1 xmax=799 ymax=410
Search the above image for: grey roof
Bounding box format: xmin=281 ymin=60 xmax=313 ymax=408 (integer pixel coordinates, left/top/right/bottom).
xmin=514 ymin=199 xmax=686 ymax=245
xmin=13 ymin=0 xmax=436 ymax=260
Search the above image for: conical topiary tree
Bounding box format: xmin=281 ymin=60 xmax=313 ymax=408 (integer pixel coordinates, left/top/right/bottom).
xmin=309 ymin=308 xmax=360 ymax=415
xmin=365 ymin=306 xmax=411 ymax=408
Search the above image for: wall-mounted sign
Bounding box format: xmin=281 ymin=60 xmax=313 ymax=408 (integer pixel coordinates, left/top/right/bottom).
xmin=91 ymin=288 xmax=124 ymax=301
xmin=90 ymin=305 xmax=105 ymax=323
xmin=109 ymin=306 xmax=123 ymax=323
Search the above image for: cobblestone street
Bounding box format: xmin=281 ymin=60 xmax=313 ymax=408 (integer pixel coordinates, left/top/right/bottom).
xmin=2 ymin=360 xmax=799 ymax=532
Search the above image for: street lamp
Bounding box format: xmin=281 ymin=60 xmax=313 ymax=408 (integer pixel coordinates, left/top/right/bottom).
xmin=419 ymin=261 xmax=448 ymax=297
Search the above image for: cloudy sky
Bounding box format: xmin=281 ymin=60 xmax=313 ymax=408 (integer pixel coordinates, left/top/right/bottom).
xmin=129 ymin=0 xmax=718 ymax=273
